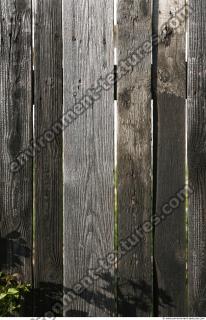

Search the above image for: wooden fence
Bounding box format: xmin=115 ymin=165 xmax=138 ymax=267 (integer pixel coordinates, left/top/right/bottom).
xmin=0 ymin=0 xmax=205 ymax=317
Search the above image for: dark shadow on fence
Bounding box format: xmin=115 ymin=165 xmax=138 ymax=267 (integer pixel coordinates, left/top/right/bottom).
xmin=0 ymin=231 xmax=31 ymax=269
xmin=27 ymin=273 xmax=174 ymax=317
xmin=117 ymin=278 xmax=174 ymax=316
xmin=0 ymin=233 xmax=175 ymax=316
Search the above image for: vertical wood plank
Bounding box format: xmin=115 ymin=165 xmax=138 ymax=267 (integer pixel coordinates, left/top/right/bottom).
xmin=0 ymin=0 xmax=33 ymax=281
xmin=34 ymin=0 xmax=63 ymax=315
xmin=153 ymin=0 xmax=187 ymax=316
xmin=63 ymin=0 xmax=114 ymax=316
xmin=117 ymin=0 xmax=152 ymax=316
xmin=188 ymin=0 xmax=206 ymax=316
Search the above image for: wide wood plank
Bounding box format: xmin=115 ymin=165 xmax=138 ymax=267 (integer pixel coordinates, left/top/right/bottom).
xmin=63 ymin=0 xmax=114 ymax=316
xmin=153 ymin=0 xmax=187 ymax=316
xmin=188 ymin=0 xmax=206 ymax=316
xmin=34 ymin=0 xmax=63 ymax=315
xmin=117 ymin=0 xmax=152 ymax=316
xmin=0 ymin=0 xmax=33 ymax=282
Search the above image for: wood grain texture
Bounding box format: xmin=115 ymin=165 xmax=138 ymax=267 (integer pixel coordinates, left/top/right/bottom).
xmin=188 ymin=0 xmax=206 ymax=316
xmin=63 ymin=0 xmax=114 ymax=316
xmin=0 ymin=0 xmax=33 ymax=281
xmin=153 ymin=0 xmax=186 ymax=316
xmin=34 ymin=0 xmax=63 ymax=315
xmin=117 ymin=0 xmax=152 ymax=316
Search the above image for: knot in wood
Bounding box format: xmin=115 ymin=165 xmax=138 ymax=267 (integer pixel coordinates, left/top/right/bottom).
xmin=161 ymin=24 xmax=173 ymax=47
xmin=159 ymin=69 xmax=170 ymax=83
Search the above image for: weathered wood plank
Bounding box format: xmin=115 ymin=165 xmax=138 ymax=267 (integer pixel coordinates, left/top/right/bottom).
xmin=0 ymin=0 xmax=33 ymax=282
xmin=117 ymin=0 xmax=152 ymax=316
xmin=34 ymin=0 xmax=63 ymax=315
xmin=63 ymin=0 xmax=114 ymax=316
xmin=153 ymin=0 xmax=187 ymax=316
xmin=188 ymin=0 xmax=206 ymax=316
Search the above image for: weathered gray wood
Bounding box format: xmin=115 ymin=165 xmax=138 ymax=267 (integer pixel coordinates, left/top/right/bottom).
xmin=63 ymin=0 xmax=114 ymax=316
xmin=117 ymin=0 xmax=152 ymax=316
xmin=188 ymin=0 xmax=206 ymax=316
xmin=154 ymin=0 xmax=187 ymax=316
xmin=34 ymin=0 xmax=63 ymax=315
xmin=0 ymin=0 xmax=33 ymax=281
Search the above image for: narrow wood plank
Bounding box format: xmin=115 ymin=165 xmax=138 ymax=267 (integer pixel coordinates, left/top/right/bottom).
xmin=153 ymin=0 xmax=187 ymax=316
xmin=34 ymin=0 xmax=63 ymax=315
xmin=117 ymin=0 xmax=152 ymax=316
xmin=0 ymin=0 xmax=33 ymax=281
xmin=188 ymin=0 xmax=206 ymax=316
xmin=63 ymin=0 xmax=114 ymax=316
